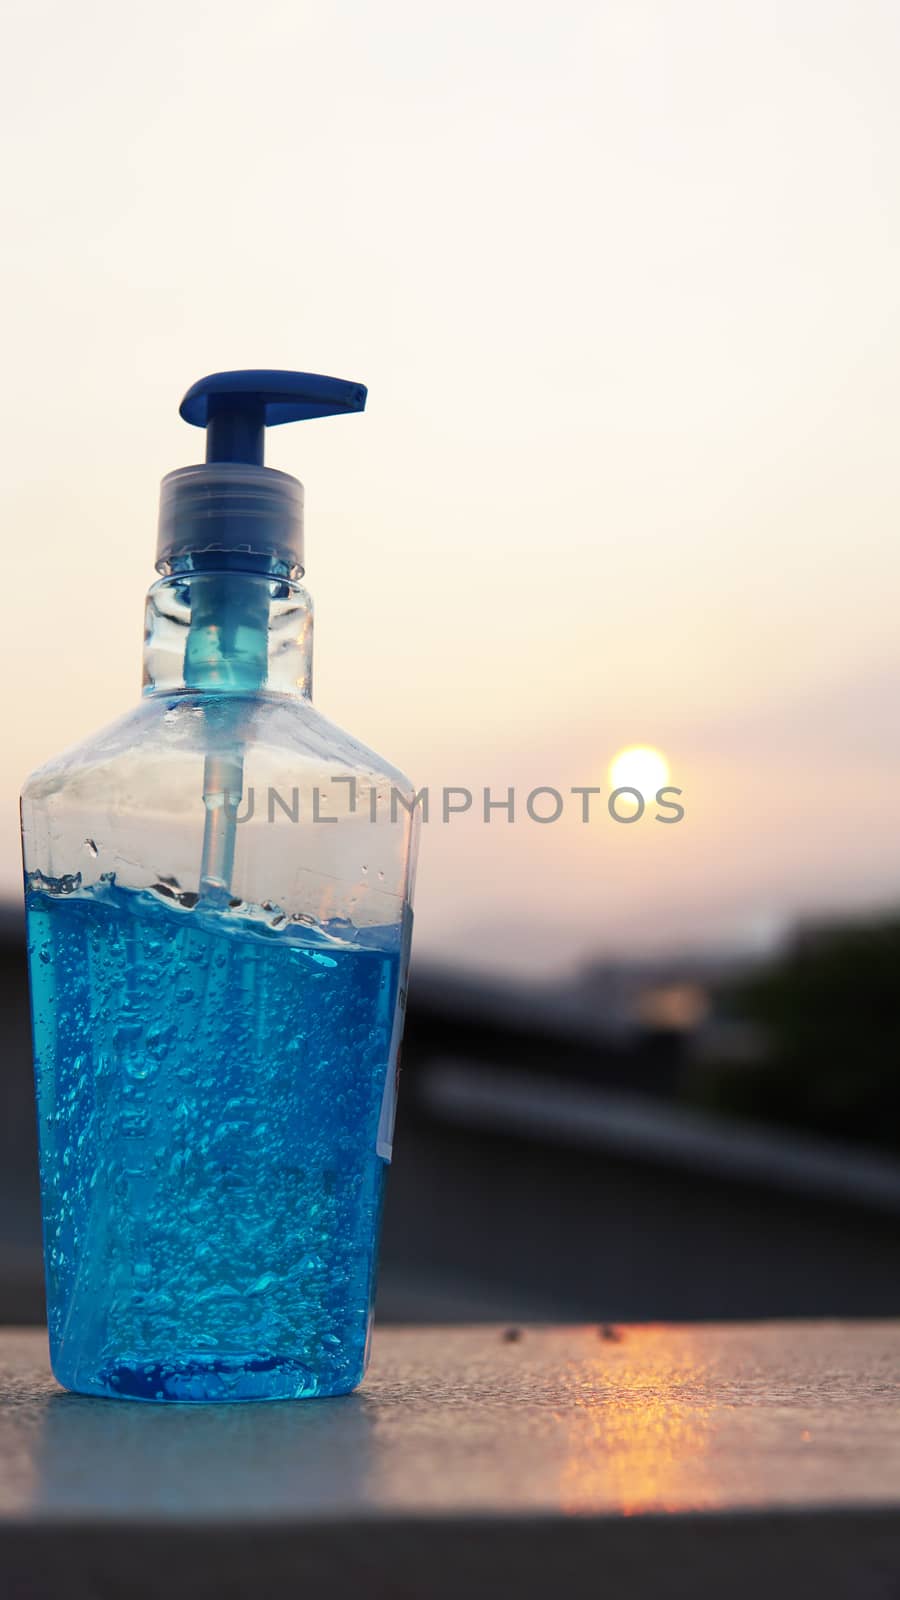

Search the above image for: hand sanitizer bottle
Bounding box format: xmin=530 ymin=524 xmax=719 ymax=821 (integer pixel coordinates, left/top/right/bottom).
xmin=21 ymin=371 xmax=419 ymax=1401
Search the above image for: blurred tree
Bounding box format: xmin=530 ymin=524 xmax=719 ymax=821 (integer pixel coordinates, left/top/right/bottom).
xmin=690 ymin=918 xmax=900 ymax=1152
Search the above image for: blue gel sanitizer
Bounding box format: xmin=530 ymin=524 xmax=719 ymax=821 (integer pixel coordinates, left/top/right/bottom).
xmin=21 ymin=371 xmax=418 ymax=1401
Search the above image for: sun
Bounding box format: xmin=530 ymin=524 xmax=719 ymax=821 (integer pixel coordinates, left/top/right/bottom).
xmin=608 ymin=745 xmax=670 ymax=798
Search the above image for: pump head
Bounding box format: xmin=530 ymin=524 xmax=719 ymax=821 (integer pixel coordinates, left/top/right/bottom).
xmin=157 ymin=369 xmax=367 ymax=578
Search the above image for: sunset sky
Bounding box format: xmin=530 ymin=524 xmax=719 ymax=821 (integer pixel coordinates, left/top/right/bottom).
xmin=2 ymin=0 xmax=900 ymax=975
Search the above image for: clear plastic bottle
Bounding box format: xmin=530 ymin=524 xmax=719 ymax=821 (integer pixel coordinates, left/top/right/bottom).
xmin=20 ymin=371 xmax=419 ymax=1401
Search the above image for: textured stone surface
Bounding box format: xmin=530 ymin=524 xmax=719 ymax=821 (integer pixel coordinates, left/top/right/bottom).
xmin=1 ymin=1322 xmax=900 ymax=1596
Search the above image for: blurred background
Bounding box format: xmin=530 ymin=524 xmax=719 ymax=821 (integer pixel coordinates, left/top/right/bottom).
xmin=3 ymin=0 xmax=900 ymax=1323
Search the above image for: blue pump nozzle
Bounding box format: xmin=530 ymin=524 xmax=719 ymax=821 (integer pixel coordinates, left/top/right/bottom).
xmin=157 ymin=369 xmax=368 ymax=576
xmin=179 ymin=370 xmax=368 ymax=466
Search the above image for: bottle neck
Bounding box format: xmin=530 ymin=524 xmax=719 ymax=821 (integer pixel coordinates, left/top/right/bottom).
xmin=142 ymin=563 xmax=313 ymax=698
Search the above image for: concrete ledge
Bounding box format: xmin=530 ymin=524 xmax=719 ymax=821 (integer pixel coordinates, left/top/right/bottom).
xmin=1 ymin=1323 xmax=899 ymax=1596
xmin=5 ymin=1512 xmax=900 ymax=1600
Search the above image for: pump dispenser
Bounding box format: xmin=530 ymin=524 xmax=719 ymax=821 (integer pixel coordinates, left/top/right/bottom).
xmin=21 ymin=371 xmax=418 ymax=1401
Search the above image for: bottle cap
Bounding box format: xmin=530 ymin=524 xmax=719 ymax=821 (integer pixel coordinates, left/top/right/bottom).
xmin=156 ymin=370 xmax=367 ymax=576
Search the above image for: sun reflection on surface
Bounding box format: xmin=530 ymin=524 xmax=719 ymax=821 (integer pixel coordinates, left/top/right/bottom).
xmin=558 ymin=1327 xmax=716 ymax=1516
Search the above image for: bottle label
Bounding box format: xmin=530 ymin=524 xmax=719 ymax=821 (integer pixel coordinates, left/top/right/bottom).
xmin=376 ymin=980 xmax=406 ymax=1161
xmin=376 ymin=912 xmax=412 ymax=1162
